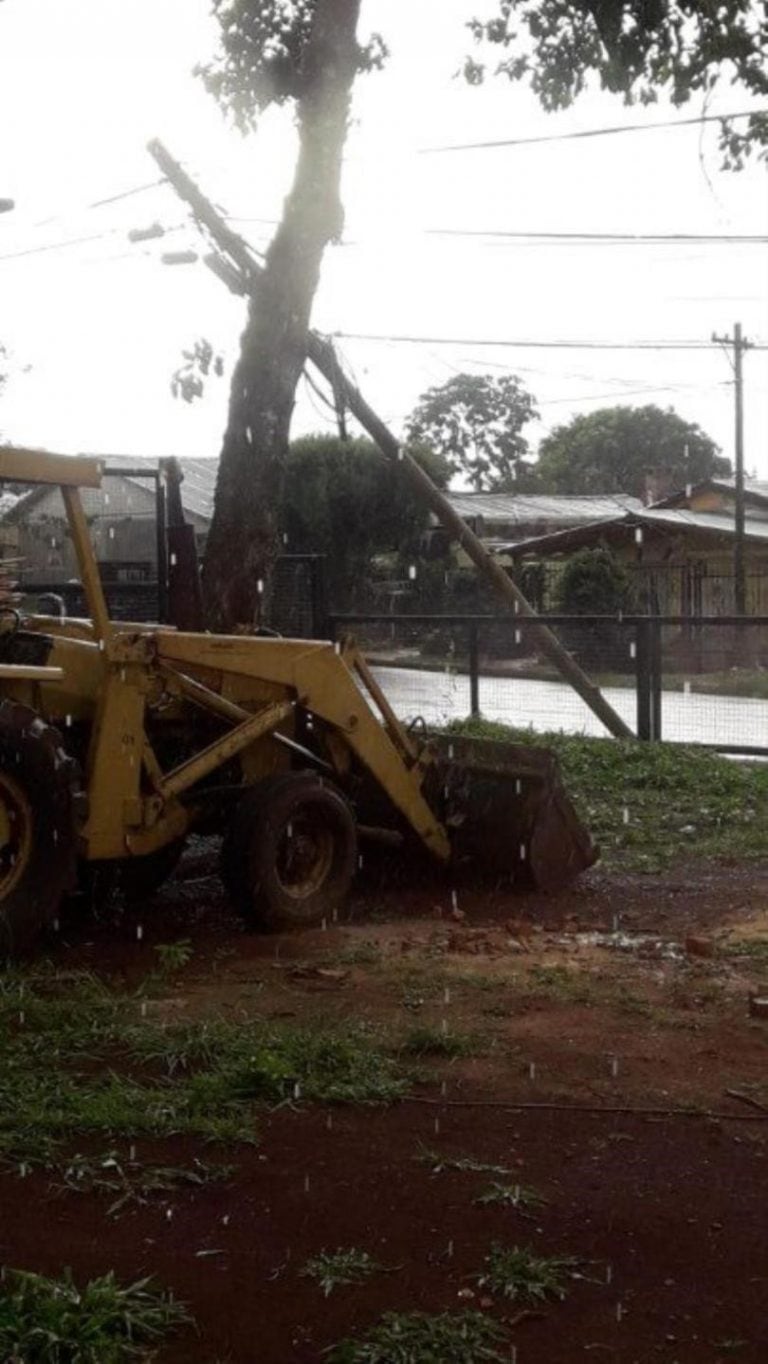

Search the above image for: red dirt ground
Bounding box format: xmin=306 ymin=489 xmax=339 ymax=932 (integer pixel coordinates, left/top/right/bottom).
xmin=3 ymin=854 xmax=768 ymax=1362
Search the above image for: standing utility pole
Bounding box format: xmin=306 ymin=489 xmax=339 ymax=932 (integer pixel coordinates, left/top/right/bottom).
xmin=712 ymin=322 xmax=752 ymax=614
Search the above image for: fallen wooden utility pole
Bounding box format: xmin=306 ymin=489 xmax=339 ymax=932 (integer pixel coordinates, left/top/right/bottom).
xmin=148 ymin=139 xmax=634 ymax=741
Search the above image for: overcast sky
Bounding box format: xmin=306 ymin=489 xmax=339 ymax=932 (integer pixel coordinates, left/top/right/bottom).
xmin=0 ymin=0 xmax=766 ymax=479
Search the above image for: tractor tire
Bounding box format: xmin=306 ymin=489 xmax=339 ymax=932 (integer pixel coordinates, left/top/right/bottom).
xmin=220 ymin=772 xmax=357 ymax=930
xmin=0 ymin=700 xmax=81 ymax=957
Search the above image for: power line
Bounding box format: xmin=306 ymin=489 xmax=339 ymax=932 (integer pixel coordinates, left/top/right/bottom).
xmin=0 ymin=227 xmax=124 ymax=261
xmin=332 ymin=331 xmax=768 ymax=352
xmin=427 ymin=229 xmax=768 ymax=245
xmin=419 ymin=106 xmax=768 ymax=155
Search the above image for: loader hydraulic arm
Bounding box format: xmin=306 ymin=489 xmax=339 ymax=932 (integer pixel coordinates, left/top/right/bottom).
xmin=155 ymin=631 xmax=451 ymax=861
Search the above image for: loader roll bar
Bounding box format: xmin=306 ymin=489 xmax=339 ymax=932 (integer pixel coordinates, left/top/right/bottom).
xmin=0 ymin=447 xmax=103 ymax=488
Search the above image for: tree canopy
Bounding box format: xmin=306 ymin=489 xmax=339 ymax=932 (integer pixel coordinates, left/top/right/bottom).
xmin=281 ymin=435 xmax=449 ymax=607
xmin=406 ymin=373 xmax=539 ymax=491
xmin=534 ymin=404 xmax=730 ymax=498
xmin=467 ymin=1 xmax=768 ymax=167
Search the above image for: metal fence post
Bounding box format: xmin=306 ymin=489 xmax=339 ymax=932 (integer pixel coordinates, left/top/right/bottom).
xmin=650 ymin=618 xmax=662 ymax=741
xmin=635 ymin=618 xmax=651 ymax=741
xmin=468 ymin=621 xmax=480 ymax=718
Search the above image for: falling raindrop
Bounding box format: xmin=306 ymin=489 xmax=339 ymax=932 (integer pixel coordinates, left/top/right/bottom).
xmin=519 ymin=843 xmax=527 ymax=861
xmin=326 ymin=1113 xmax=333 ymax=1131
xmin=137 ymin=925 xmax=143 ymax=942
xmin=447 ymin=1238 xmax=454 ymax=1258
xmin=634 ymin=527 xmax=643 ymax=545
xmin=170 ymin=553 xmax=177 ymax=567
xmin=629 ymin=641 xmax=637 ymax=660
xmin=528 ymin=1061 xmax=536 ymax=1081
xmin=408 ymin=564 xmax=417 ymax=581
xmin=622 ymin=807 xmax=629 ymax=825
xmin=610 ymin=1055 xmax=619 ymax=1078
xmin=257 ymin=579 xmax=264 ymax=595
xmin=304 ymin=1173 xmax=310 ymax=1193
xmin=616 ymin=1302 xmax=624 ymax=1323
xmin=443 ymin=987 xmax=450 ymax=1006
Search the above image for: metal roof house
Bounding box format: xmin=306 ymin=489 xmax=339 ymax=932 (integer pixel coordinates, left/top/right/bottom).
xmin=0 ymin=455 xmax=218 ymax=585
xmin=497 ymin=477 xmax=768 ymax=615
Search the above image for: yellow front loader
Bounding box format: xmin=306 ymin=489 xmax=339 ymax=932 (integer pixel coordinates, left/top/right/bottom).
xmin=0 ymin=447 xmax=596 ymax=955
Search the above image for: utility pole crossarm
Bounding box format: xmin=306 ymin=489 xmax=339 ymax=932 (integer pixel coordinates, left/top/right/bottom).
xmin=148 ymin=139 xmax=634 ymax=741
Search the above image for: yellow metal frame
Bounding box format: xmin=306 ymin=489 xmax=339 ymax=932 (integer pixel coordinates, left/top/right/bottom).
xmin=0 ymin=446 xmax=451 ymax=865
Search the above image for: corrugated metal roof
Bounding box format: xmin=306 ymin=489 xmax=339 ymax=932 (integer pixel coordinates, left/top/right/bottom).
xmin=497 ymin=505 xmax=768 ymax=556
xmin=98 ymin=456 xmax=218 ymax=522
xmin=637 ymin=507 xmax=768 ymax=541
xmin=711 ymin=475 xmax=768 ymax=499
xmin=446 ymin=492 xmax=642 ymax=524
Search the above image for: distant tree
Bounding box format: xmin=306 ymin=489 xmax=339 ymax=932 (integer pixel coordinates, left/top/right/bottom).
xmin=534 ymin=405 xmax=729 ymax=499
xmin=281 ymin=435 xmax=450 ymax=607
xmin=405 ymin=373 xmax=539 ymax=491
xmin=467 ymin=2 xmax=768 ymax=169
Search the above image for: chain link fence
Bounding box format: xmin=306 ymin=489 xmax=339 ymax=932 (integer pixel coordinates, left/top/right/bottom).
xmin=330 ymin=613 xmax=768 ymax=755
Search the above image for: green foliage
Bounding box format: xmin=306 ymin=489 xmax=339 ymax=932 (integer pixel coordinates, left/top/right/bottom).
xmin=466 ymin=3 xmax=768 ymax=167
xmin=0 ymin=1267 xmax=190 ymax=1363
xmin=477 ymin=1243 xmax=575 ymax=1303
xmin=153 ymin=939 xmax=194 ymax=974
xmin=170 ymin=338 xmax=224 ymax=404
xmin=534 ymin=404 xmax=728 ymax=498
xmin=197 ymin=0 xmax=386 ymax=131
xmin=57 ymin=1151 xmax=234 ymax=1218
xmin=448 ymin=717 xmax=768 ymax=870
xmin=0 ymin=971 xmax=406 ymax=1166
xmin=475 ymin=1182 xmax=545 ymax=1213
xmin=555 ymin=547 xmax=635 ymax=615
xmin=399 ymin=1025 xmax=478 ymax=1058
xmin=281 ymin=435 xmax=449 ymax=608
xmin=301 ymin=1247 xmax=383 ymax=1296
xmin=416 ymin=1147 xmax=511 ymax=1176
xmin=328 ymin=1311 xmax=509 ymax=1363
xmin=406 ymin=372 xmax=539 ymax=491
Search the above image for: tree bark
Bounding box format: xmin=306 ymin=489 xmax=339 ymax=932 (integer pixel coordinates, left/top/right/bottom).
xmin=202 ymin=0 xmax=362 ymax=629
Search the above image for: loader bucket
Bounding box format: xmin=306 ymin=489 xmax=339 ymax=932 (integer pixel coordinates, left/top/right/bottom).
xmin=427 ymin=733 xmax=598 ymax=892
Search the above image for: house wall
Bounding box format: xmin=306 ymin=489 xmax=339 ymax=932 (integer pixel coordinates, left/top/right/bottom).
xmin=608 ymin=530 xmax=768 ymax=615
xmin=9 ymin=480 xmax=209 ymax=585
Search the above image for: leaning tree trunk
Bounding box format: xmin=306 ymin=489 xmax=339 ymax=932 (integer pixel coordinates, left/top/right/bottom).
xmin=202 ymin=0 xmax=362 ymax=630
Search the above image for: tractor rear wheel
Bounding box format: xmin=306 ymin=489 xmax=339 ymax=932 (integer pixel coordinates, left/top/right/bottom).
xmin=0 ymin=700 xmax=80 ymax=956
xmin=221 ymin=772 xmax=357 ymax=929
